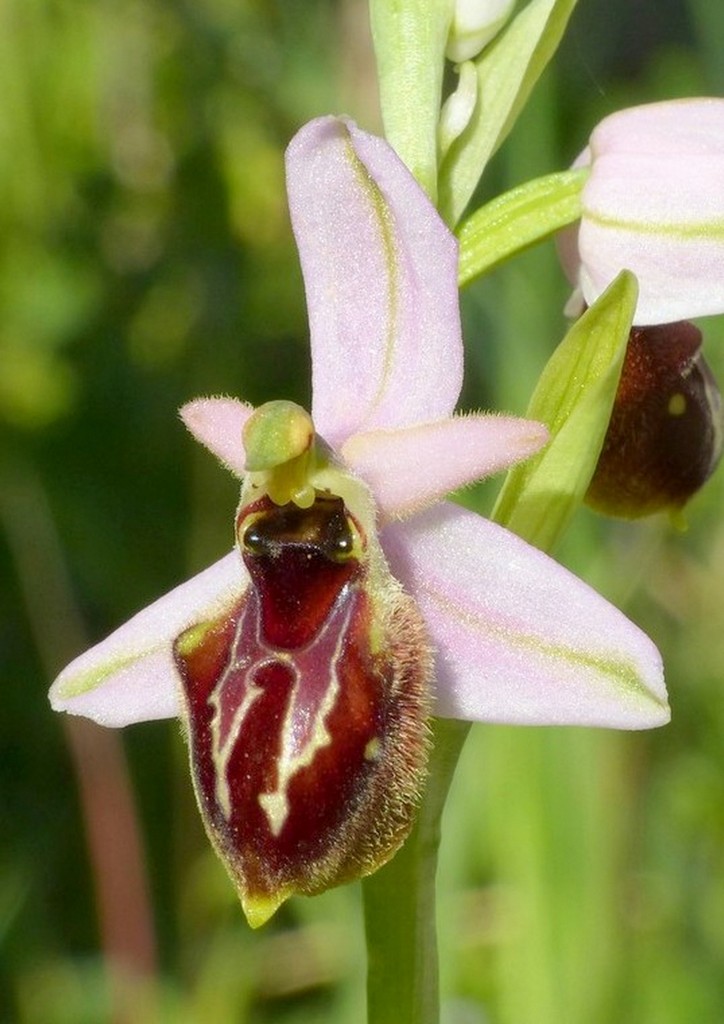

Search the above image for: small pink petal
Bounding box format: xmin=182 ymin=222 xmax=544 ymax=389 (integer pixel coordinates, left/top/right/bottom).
xmin=383 ymin=503 xmax=668 ymax=729
xmin=286 ymin=116 xmax=463 ymax=446
xmin=180 ymin=397 xmax=254 ymax=477
xmin=50 ymin=552 xmax=247 ymax=727
xmin=342 ymin=415 xmax=548 ymax=520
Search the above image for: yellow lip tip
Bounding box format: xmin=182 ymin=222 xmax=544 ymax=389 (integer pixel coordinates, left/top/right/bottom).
xmin=241 ymin=889 xmax=289 ymax=929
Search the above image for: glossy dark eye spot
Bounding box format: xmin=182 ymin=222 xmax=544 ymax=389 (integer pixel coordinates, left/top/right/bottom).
xmin=322 ymin=508 xmax=357 ymax=563
xmin=242 ymin=521 xmax=269 ymax=556
xmin=239 ymin=495 xmax=362 ymax=563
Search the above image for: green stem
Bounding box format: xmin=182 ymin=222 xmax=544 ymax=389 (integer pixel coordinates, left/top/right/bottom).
xmin=362 ymin=718 xmax=470 ymax=1024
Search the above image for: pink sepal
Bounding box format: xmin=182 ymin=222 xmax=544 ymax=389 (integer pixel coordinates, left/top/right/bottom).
xmin=383 ymin=503 xmax=669 ymax=729
xmin=286 ymin=117 xmax=463 ymax=446
xmin=49 ymin=552 xmax=248 ymax=727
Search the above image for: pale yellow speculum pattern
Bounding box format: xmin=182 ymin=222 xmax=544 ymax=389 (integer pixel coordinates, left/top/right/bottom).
xmin=206 ymin=596 xmax=353 ymax=837
xmin=211 ymin=674 xmax=266 ymax=820
xmin=257 ymin=792 xmax=290 ymax=837
xmin=668 ymin=393 xmax=687 ymax=416
xmin=256 ymin=603 xmax=351 ymax=837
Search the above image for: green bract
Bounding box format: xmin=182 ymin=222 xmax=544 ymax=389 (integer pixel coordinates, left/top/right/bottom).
xmin=492 ymin=271 xmax=638 ymax=550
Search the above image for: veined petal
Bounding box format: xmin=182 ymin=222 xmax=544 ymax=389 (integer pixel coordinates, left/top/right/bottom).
xmin=180 ymin=397 xmax=254 ymax=477
xmin=564 ymin=99 xmax=724 ymax=324
xmin=285 ymin=116 xmax=463 ymax=446
xmin=383 ymin=503 xmax=668 ymax=729
xmin=49 ymin=553 xmax=247 ymax=727
xmin=342 ymin=415 xmax=548 ymax=520
xmin=579 ymin=157 xmax=724 ymax=324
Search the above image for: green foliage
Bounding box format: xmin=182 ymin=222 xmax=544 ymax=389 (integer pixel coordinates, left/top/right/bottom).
xmin=438 ymin=0 xmax=580 ymax=225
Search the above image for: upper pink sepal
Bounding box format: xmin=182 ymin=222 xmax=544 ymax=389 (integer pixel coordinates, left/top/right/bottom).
xmin=342 ymin=415 xmax=548 ymax=520
xmin=286 ymin=117 xmax=463 ymax=446
xmin=180 ymin=397 xmax=254 ymax=477
xmin=383 ymin=503 xmax=669 ymax=729
xmin=49 ymin=552 xmax=248 ymax=727
xmin=560 ymin=98 xmax=724 ymax=325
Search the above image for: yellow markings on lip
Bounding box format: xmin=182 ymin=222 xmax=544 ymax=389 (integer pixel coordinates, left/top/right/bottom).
xmin=257 ymin=792 xmax=290 ymax=838
xmin=668 ymin=393 xmax=687 ymax=416
xmin=211 ymin=675 xmax=265 ymax=820
xmin=256 ymin=605 xmax=352 ymax=837
xmin=208 ymin=592 xmax=356 ymax=837
xmin=364 ymin=737 xmax=382 ymax=761
xmin=176 ymin=620 xmax=215 ymax=658
xmin=256 ymin=707 xmax=333 ymax=836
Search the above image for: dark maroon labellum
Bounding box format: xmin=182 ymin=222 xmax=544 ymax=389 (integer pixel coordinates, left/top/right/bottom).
xmin=586 ymin=321 xmax=723 ymax=519
xmin=174 ymin=493 xmax=432 ymax=926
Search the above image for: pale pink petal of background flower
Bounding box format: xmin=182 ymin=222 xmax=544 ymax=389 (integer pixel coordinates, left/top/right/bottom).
xmin=559 ymin=98 xmax=724 ymax=324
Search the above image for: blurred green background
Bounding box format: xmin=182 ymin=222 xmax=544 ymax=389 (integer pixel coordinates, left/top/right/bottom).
xmin=2 ymin=1 xmax=724 ymax=1021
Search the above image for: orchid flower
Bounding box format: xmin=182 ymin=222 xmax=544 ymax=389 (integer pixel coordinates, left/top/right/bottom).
xmin=558 ymin=98 xmax=724 ymax=326
xmin=49 ymin=116 xmax=668 ymax=928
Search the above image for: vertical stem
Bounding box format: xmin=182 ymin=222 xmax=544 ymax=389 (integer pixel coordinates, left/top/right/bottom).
xmin=363 ymin=718 xmax=470 ymax=1024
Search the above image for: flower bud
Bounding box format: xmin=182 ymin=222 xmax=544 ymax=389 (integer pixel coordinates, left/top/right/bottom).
xmin=174 ymin=485 xmax=433 ymax=927
xmin=586 ymin=321 xmax=723 ymax=519
xmin=439 ymin=61 xmax=478 ymax=159
xmin=446 ymin=0 xmax=516 ymax=63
